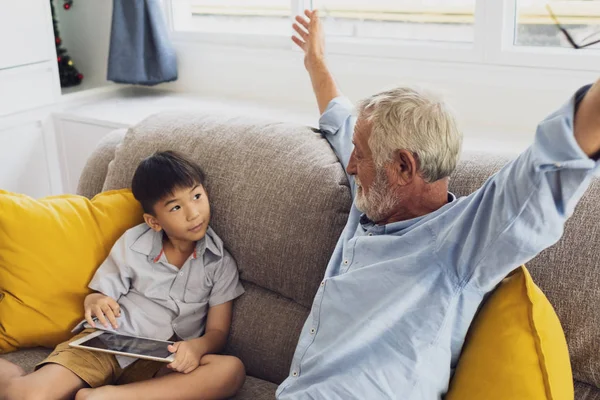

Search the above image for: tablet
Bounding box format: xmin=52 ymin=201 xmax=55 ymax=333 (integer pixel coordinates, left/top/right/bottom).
xmin=69 ymin=330 xmax=175 ymax=363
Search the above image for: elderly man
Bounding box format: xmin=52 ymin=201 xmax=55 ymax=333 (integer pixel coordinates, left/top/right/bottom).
xmin=276 ymin=9 xmax=600 ymax=400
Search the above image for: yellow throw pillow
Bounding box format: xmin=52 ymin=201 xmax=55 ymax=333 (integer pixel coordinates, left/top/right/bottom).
xmin=446 ymin=266 xmax=573 ymax=400
xmin=0 ymin=189 xmax=143 ymax=353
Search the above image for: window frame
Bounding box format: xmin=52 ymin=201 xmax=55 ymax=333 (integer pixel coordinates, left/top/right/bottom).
xmin=163 ymin=0 xmax=600 ymax=72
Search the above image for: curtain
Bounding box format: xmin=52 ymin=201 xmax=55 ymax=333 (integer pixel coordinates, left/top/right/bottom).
xmin=107 ymin=0 xmax=177 ymax=85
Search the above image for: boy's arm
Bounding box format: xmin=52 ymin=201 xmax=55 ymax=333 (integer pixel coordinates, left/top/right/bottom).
xmin=88 ymin=233 xmax=132 ymax=300
xmin=167 ymin=301 xmax=233 ymax=374
xmin=80 ymin=233 xmax=131 ymax=329
xmin=187 ymin=302 xmax=233 ymax=354
xmin=167 ymin=252 xmax=244 ymax=373
xmin=188 ymin=251 xmax=244 ymax=354
xmin=195 ymin=301 xmax=233 ymax=353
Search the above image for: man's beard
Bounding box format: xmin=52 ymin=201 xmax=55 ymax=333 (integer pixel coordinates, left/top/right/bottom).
xmin=354 ymin=170 xmax=399 ymax=223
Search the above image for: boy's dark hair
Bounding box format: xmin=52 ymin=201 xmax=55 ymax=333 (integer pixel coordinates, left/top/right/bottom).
xmin=131 ymin=151 xmax=206 ymax=214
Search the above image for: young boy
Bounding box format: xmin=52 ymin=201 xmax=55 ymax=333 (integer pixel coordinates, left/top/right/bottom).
xmin=0 ymin=151 xmax=246 ymax=400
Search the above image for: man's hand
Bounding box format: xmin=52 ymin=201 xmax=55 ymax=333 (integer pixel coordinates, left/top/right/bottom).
xmin=84 ymin=292 xmax=120 ymax=329
xmin=292 ymin=9 xmax=341 ymax=114
xmin=292 ymin=9 xmax=325 ymax=72
xmin=167 ymin=340 xmax=205 ymax=374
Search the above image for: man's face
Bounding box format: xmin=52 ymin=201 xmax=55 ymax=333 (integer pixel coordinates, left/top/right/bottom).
xmin=347 ymin=119 xmax=399 ymax=222
xmin=149 ymin=184 xmax=211 ymax=242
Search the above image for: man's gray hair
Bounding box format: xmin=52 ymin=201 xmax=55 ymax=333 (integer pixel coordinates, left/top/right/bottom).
xmin=357 ymin=87 xmax=462 ymax=183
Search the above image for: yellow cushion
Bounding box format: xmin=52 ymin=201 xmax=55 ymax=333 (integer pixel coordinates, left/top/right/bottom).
xmin=446 ymin=266 xmax=573 ymax=400
xmin=0 ymin=189 xmax=143 ymax=353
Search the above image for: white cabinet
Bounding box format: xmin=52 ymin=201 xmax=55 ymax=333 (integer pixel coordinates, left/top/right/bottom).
xmin=0 ymin=0 xmax=59 ymax=118
xmin=0 ymin=64 xmax=58 ymax=117
xmin=0 ymin=0 xmax=53 ymax=69
xmin=0 ymin=122 xmax=53 ymax=198
xmin=0 ymin=0 xmax=61 ymax=197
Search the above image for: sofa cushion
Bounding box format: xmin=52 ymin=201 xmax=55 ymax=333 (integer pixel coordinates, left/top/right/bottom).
xmin=0 ymin=348 xmax=52 ymax=373
xmin=225 ymin=282 xmax=308 ymax=384
xmin=100 ymin=112 xmax=352 ymax=309
xmin=575 ymin=381 xmax=600 ymax=400
xmin=446 ymin=266 xmax=573 ymax=400
xmin=451 ymin=151 xmax=600 ymax=391
xmin=0 ymin=189 xmax=143 ymax=352
xmin=231 ymin=376 xmax=277 ymax=400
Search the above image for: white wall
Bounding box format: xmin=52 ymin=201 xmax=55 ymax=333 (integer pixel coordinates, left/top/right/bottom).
xmin=55 ymin=0 xmax=113 ymax=91
xmin=162 ymin=39 xmax=598 ymax=153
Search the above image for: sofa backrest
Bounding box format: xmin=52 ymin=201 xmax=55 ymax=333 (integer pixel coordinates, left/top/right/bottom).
xmin=89 ymin=111 xmax=353 ymax=383
xmin=79 ymin=115 xmax=600 ymax=393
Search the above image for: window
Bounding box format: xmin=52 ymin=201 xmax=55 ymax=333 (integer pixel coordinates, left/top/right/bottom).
xmin=514 ymin=0 xmax=600 ymax=49
xmin=312 ymin=0 xmax=476 ymax=43
xmin=171 ymin=0 xmax=476 ymax=43
xmin=172 ymin=0 xmax=291 ymax=35
xmin=166 ymin=0 xmax=600 ymax=70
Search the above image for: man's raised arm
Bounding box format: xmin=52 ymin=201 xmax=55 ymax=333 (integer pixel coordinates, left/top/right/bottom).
xmin=292 ymin=10 xmax=341 ymax=114
xmin=292 ymin=9 xmax=357 ymax=195
xmin=434 ymin=84 xmax=600 ymax=292
xmin=574 ymin=80 xmax=600 ymax=159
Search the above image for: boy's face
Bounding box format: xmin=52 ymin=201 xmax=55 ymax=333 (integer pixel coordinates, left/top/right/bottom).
xmin=144 ymin=184 xmax=210 ymax=242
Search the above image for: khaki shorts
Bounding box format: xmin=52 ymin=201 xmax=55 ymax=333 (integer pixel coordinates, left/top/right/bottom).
xmin=35 ymin=329 xmax=165 ymax=388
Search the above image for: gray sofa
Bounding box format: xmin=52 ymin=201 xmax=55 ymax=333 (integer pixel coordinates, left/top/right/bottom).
xmin=2 ymin=111 xmax=600 ymax=399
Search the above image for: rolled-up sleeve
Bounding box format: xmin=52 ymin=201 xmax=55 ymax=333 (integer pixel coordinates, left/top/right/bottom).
xmin=530 ymin=84 xmax=600 ymax=216
xmin=436 ymin=85 xmax=600 ymax=291
xmin=319 ymin=96 xmax=356 ymax=195
xmin=88 ymin=233 xmax=132 ymax=300
xmin=208 ymin=251 xmax=244 ymax=307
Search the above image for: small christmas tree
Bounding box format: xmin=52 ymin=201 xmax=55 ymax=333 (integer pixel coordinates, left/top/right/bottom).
xmin=51 ymin=0 xmax=83 ymax=87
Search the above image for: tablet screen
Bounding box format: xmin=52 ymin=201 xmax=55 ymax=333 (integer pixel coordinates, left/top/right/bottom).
xmin=79 ymin=332 xmax=173 ymax=360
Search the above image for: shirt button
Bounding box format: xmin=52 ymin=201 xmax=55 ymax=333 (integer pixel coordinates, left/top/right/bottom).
xmin=343 ymin=260 xmax=349 ymax=265
xmin=320 ymin=280 xmax=325 ymax=286
xmin=179 ymin=272 xmax=184 ymax=277
xmin=368 ymin=233 xmax=373 ymax=236
xmin=292 ymin=371 xmax=298 ymax=377
xmin=310 ymin=328 xmax=316 ymax=334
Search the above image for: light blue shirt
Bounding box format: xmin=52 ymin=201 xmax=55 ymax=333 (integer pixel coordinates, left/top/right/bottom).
xmin=276 ymin=86 xmax=599 ymax=399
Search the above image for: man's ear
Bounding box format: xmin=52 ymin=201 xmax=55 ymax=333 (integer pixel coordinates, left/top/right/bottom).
xmin=388 ymin=149 xmax=418 ymax=186
xmin=143 ymin=213 xmax=162 ymax=232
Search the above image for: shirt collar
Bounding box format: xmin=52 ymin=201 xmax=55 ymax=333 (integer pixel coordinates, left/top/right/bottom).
xmin=130 ymin=225 xmax=223 ymax=263
xmin=204 ymin=227 xmax=224 ymax=257
xmin=360 ymin=192 xmax=456 ymax=233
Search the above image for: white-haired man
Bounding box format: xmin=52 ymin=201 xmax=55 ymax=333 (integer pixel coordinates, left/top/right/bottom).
xmin=276 ymin=9 xmax=600 ymax=400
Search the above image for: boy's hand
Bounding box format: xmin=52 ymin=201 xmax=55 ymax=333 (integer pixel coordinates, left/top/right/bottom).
xmin=84 ymin=292 xmax=121 ymax=329
xmin=167 ymin=340 xmax=205 ymax=374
